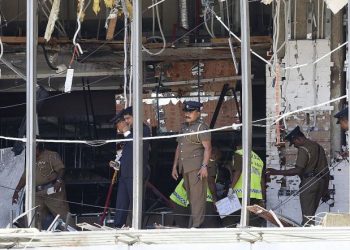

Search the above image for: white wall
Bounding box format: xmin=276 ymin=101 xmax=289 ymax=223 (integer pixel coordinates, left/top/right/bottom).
xmin=266 ymin=39 xmax=348 ymax=225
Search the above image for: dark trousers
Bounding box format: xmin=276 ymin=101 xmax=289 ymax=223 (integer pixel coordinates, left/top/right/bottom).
xmin=114 ymin=177 xmax=133 ymax=227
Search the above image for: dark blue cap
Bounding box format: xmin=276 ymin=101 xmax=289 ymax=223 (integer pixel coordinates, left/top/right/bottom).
xmin=183 ymin=101 xmax=203 ymax=112
xmin=334 ymin=107 xmax=348 ymax=123
xmin=124 ymin=106 xmax=133 ymax=116
xmin=110 ymin=110 xmax=125 ymax=124
xmin=285 ymin=126 xmax=305 ymax=142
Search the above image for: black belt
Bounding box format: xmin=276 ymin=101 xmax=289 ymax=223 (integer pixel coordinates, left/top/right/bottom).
xmin=36 ymin=180 xmax=56 ymax=192
xmin=303 ymin=172 xmax=317 ymax=178
xmin=303 ymin=171 xmax=328 ymax=179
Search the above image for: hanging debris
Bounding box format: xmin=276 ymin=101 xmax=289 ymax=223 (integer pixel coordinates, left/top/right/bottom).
xmin=77 ymin=0 xmax=86 ymax=22
xmin=125 ymin=0 xmax=133 ymax=19
xmin=104 ymin=0 xmax=114 ymax=9
xmin=93 ymin=0 xmax=101 ymax=15
xmin=44 ymin=0 xmax=61 ymax=41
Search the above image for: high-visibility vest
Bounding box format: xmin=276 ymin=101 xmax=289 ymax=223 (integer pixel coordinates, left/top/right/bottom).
xmin=232 ymin=149 xmax=263 ymax=199
xmin=170 ymin=179 xmax=213 ymax=208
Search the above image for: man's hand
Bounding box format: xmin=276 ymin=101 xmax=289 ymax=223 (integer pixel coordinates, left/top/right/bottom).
xmin=172 ymin=167 xmax=179 ymax=180
xmin=227 ymin=187 xmax=234 ymax=197
xmin=197 ymin=167 xmax=208 ymax=180
xmin=340 ymin=151 xmax=349 ymax=159
xmin=265 ymin=168 xmax=280 ymax=176
xmin=117 ymin=122 xmax=129 ymax=134
xmin=12 ymin=190 xmax=19 ymax=204
xmin=54 ymin=181 xmax=62 ymax=192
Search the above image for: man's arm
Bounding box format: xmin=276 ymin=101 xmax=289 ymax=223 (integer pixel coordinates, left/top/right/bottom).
xmin=172 ymin=145 xmax=180 ymax=180
xmin=230 ymin=153 xmax=242 ymax=187
xmin=231 ymin=169 xmax=241 ymax=188
xmin=202 ymin=140 xmax=212 ymax=166
xmin=50 ymin=152 xmax=66 ymax=192
xmin=198 ymin=140 xmax=212 ymax=180
xmin=266 ymin=167 xmax=303 ymax=176
xmin=12 ymin=175 xmax=26 ymax=204
xmin=54 ymin=168 xmax=65 ymax=192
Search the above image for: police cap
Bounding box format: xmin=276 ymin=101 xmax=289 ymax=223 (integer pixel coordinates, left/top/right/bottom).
xmin=183 ymin=101 xmax=203 ymax=112
xmin=334 ymin=107 xmax=348 ymax=124
xmin=110 ymin=110 xmax=125 ymax=124
xmin=285 ymin=126 xmax=305 ymax=142
xmin=124 ymin=106 xmax=133 ymax=116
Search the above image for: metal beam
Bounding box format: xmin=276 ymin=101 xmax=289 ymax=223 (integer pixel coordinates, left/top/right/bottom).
xmin=239 ymin=0 xmax=252 ymax=227
xmin=25 ymin=0 xmax=38 ymax=228
xmin=347 ymin=0 xmax=350 ymax=213
xmin=132 ymin=0 xmax=143 ymax=230
xmin=143 ymin=75 xmax=249 ymax=88
xmin=209 ymin=83 xmax=230 ymax=129
xmin=0 ymin=57 xmax=26 ymax=80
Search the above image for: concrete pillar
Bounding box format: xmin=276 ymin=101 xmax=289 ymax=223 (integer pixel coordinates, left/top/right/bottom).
xmin=330 ymin=11 xmax=345 ymax=154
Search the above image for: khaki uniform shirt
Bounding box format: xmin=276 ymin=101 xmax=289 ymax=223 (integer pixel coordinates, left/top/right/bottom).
xmin=22 ymin=150 xmax=65 ymax=186
xmin=295 ymin=139 xmax=328 ymax=176
xmin=177 ymin=119 xmax=211 ymax=174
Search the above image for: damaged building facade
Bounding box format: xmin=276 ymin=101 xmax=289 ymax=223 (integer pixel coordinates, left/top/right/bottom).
xmin=0 ymin=0 xmax=349 ymax=245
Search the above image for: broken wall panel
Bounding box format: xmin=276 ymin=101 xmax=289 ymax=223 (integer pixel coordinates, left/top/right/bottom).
xmin=0 ymin=148 xmax=25 ymax=228
xmin=162 ymin=59 xmax=236 ymax=81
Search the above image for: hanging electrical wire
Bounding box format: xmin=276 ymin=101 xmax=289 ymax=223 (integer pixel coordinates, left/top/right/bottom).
xmin=72 ymin=0 xmax=91 ymax=57
xmin=0 ymin=94 xmax=346 ymax=146
xmin=121 ymin=0 xmax=129 ymax=107
xmin=0 ymin=13 xmax=3 ymax=62
xmin=142 ymin=0 xmax=166 ymax=56
xmin=203 ymin=5 xmax=215 ymax=38
xmin=225 ymin=0 xmax=238 ymax=74
xmin=128 ymin=30 xmax=133 ymax=104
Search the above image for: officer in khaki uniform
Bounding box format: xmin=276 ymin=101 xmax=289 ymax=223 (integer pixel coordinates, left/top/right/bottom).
xmin=267 ymin=126 xmax=329 ymax=225
xmin=13 ymin=145 xmax=69 ymax=229
xmin=171 ymin=101 xmax=212 ymax=228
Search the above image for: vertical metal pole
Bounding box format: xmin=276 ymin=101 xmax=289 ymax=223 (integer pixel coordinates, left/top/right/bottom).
xmin=347 ymin=1 xmax=350 ymax=213
xmin=132 ymin=0 xmax=143 ymax=229
xmin=240 ymin=0 xmax=252 ymax=227
xmin=26 ymin=0 xmax=37 ymax=227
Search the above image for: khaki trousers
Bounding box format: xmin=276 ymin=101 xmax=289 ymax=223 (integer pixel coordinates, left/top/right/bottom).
xmin=299 ymin=178 xmax=326 ymax=225
xmin=183 ymin=169 xmax=207 ymax=228
xmin=35 ymin=187 xmax=69 ymax=230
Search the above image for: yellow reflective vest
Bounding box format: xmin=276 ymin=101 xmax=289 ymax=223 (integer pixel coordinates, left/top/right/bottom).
xmin=232 ymin=149 xmax=263 ymax=199
xmin=170 ymin=179 xmax=213 ymax=207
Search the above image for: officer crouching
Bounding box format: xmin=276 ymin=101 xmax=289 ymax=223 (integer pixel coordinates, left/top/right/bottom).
xmin=12 ymin=144 xmax=69 ymax=230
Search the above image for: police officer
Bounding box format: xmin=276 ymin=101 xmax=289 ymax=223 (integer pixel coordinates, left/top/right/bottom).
xmin=334 ymin=107 xmax=349 ymax=131
xmin=222 ymin=136 xmax=265 ymax=227
xmin=171 ymin=101 xmax=212 ymax=228
xmin=334 ymin=107 xmax=349 ymax=159
xmin=266 ymin=126 xmax=329 ymax=225
xmin=111 ymin=107 xmax=151 ymax=228
xmin=12 ymin=144 xmax=69 ymax=230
